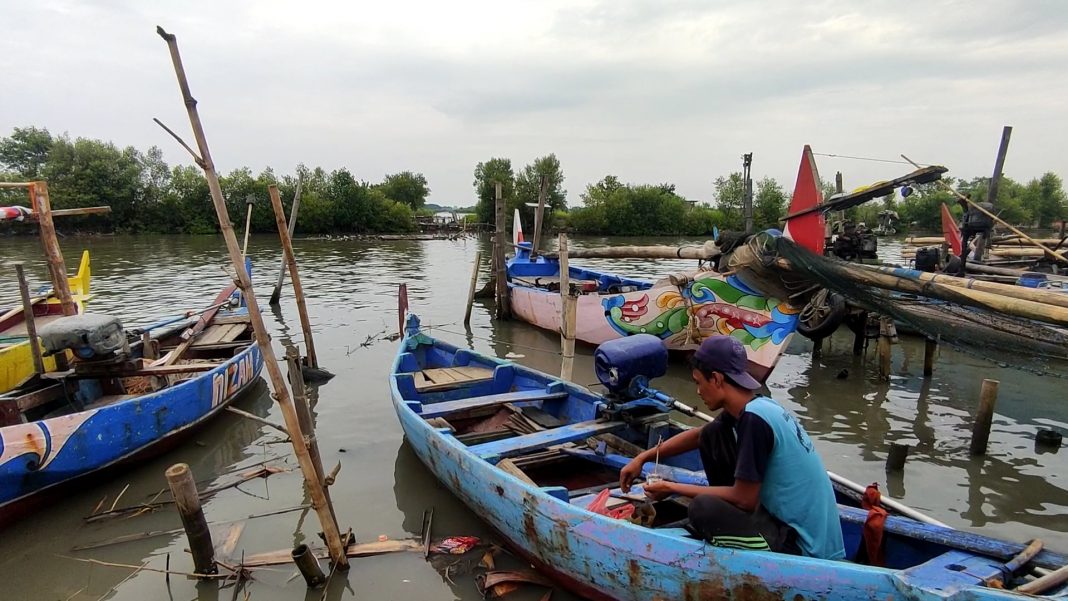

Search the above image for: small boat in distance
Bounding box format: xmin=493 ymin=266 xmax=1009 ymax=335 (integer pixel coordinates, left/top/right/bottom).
xmin=390 ymin=312 xmax=1068 ymax=600
xmin=0 ymin=250 xmax=92 ymax=393
xmin=0 ymin=281 xmax=264 ymax=527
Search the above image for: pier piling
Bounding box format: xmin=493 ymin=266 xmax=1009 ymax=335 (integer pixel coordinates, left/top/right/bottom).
xmin=464 ymin=251 xmax=482 ymax=326
xmin=886 ymin=443 xmax=910 ymax=472
xmin=970 ymin=379 xmax=1000 ymax=456
xmin=165 ymin=463 xmax=216 ymax=576
xmin=923 ymin=338 xmax=937 ymax=378
xmin=292 ymin=544 xmax=327 ymax=587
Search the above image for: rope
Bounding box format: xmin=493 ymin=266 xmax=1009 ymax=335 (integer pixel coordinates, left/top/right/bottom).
xmin=812 ymin=152 xmax=927 ymax=167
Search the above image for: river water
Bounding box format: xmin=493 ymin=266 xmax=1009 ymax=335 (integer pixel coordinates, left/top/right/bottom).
xmin=0 ymin=234 xmax=1065 ymax=601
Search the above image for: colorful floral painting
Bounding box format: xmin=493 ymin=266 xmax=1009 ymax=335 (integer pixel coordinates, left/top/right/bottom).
xmin=602 ymin=274 xmax=799 ymax=350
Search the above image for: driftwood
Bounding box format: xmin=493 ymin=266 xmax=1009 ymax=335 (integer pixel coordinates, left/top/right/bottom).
xmin=240 ymin=539 xmax=422 ymax=567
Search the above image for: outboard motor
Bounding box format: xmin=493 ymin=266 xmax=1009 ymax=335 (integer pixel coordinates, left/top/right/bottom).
xmin=594 ymin=334 xmax=673 ymax=419
xmin=38 ymin=313 xmax=129 ymax=362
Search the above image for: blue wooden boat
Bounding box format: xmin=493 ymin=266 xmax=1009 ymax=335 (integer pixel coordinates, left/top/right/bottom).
xmin=391 ymin=313 xmax=1068 ymax=600
xmin=0 ymin=283 xmax=264 ymax=527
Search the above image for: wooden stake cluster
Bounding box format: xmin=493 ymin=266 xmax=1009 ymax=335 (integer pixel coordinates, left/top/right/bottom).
xmin=156 ymin=26 xmax=347 ymax=569
xmin=558 ymin=234 xmax=577 ymax=381
xmin=269 ymin=185 xmax=318 ymax=369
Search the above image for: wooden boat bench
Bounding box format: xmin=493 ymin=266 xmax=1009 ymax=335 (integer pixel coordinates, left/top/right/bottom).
xmin=471 ymin=419 xmax=628 ymax=463
xmin=418 ymin=388 xmax=569 ymax=420
xmin=395 ymin=352 xmax=518 ymax=399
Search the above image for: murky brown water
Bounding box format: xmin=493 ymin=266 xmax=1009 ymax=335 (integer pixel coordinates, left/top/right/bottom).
xmin=0 ymin=234 xmax=1065 ymax=600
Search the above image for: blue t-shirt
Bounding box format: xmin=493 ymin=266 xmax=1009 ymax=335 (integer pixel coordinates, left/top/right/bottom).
xmin=739 ymin=396 xmax=845 ymax=560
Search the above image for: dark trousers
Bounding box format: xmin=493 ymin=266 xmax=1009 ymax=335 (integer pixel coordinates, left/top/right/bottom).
xmin=688 ymin=417 xmax=799 ymax=553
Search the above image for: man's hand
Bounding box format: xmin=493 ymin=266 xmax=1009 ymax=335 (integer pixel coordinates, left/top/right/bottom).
xmin=642 ymin=480 xmax=675 ymax=501
xmin=619 ymin=456 xmax=645 ymax=493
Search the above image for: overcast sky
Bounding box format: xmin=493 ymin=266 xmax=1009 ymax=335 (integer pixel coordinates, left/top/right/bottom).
xmin=2 ymin=0 xmax=1066 ymax=207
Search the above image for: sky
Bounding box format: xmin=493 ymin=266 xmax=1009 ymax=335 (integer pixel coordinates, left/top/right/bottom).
xmin=2 ymin=0 xmax=1067 ymax=207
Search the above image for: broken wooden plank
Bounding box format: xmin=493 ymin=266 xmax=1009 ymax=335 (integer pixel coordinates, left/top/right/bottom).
xmin=470 ymin=420 xmax=628 ymax=461
xmin=241 ymin=539 xmax=422 ymax=567
xmin=420 ymin=389 xmax=568 ymax=420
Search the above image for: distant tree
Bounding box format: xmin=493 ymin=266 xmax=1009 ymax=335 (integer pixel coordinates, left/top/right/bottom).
xmin=473 ymin=158 xmax=514 ymax=225
xmin=753 ymin=177 xmax=787 ymax=230
xmin=713 ymin=172 xmax=745 ymax=230
xmin=377 ymin=171 xmax=429 ymax=209
xmin=0 ymin=126 xmax=54 ymax=179
xmin=513 ymin=154 xmax=566 ymax=234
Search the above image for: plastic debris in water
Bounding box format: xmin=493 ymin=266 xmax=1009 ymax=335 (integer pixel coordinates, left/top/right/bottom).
xmin=431 ymin=535 xmax=481 ymax=555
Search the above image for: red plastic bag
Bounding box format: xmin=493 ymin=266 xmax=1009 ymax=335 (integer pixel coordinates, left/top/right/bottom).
xmin=431 ymin=535 xmax=481 ymax=555
xmin=586 ymin=489 xmax=635 ymax=520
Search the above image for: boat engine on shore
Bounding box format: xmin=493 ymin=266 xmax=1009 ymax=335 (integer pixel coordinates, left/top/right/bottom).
xmin=38 ymin=313 xmax=130 ymax=363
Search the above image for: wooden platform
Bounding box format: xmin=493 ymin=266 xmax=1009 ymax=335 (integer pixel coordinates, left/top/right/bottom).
xmin=413 ymin=366 xmax=494 ymax=392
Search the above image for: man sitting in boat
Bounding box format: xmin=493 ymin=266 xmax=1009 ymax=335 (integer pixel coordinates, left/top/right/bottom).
xmin=619 ymin=336 xmax=846 ymax=560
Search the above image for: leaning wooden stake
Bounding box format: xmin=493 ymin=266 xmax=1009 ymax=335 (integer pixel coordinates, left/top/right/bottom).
xmin=240 ymin=196 xmax=254 ymax=258
xmin=559 ymin=234 xmax=576 ymax=381
xmin=877 ymin=316 xmax=893 ymax=381
xmin=531 ymin=174 xmax=548 ymax=256
xmin=269 ymin=177 xmax=302 ymax=305
xmin=463 ymin=250 xmax=482 ymax=326
xmin=970 ymin=379 xmax=999 ymax=456
xmin=11 ymin=262 xmax=45 ymax=375
xmin=156 ymin=26 xmax=347 ymax=569
xmin=269 ymin=185 xmax=319 ymax=369
xmin=165 ymin=463 xmax=216 ymax=576
xmin=30 ymin=182 xmax=77 ymax=316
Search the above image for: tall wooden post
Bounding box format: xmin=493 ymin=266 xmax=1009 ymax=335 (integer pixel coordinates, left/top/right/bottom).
xmin=166 ymin=463 xmax=216 ymax=576
xmin=970 ymin=379 xmax=999 ymax=456
xmin=11 ymin=262 xmax=45 ymax=374
xmin=559 ymin=234 xmax=576 ymax=380
xmin=269 ymin=185 xmax=319 ymax=369
xmin=493 ymin=182 xmax=510 ymax=320
xmin=157 ymin=27 xmax=347 ymax=569
xmin=742 ymin=153 xmax=754 ymax=234
xmin=976 ymin=126 xmax=1013 ymax=260
xmin=269 ymin=177 xmax=302 ymax=305
xmin=878 ymin=316 xmax=893 ymax=380
xmin=532 ymin=174 xmax=548 ymax=256
xmin=30 ymin=182 xmax=77 ymax=316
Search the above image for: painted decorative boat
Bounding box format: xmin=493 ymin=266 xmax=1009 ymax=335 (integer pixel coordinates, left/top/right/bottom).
xmin=0 ymin=250 xmax=92 ymax=393
xmin=0 ymin=282 xmax=264 ymax=527
xmin=390 ymin=313 xmax=1068 ymax=600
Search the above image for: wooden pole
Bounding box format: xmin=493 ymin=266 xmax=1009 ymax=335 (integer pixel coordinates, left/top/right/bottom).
xmin=165 ymin=463 xmax=216 ymax=576
xmin=559 ymin=233 xmax=576 ymax=381
xmin=463 ymin=251 xmax=482 ymax=326
xmin=886 ymin=443 xmax=909 ymax=472
xmin=902 ymin=154 xmax=1067 ymax=265
xmin=531 ymin=174 xmax=548 ymax=256
xmin=286 ymin=346 xmax=330 ymax=501
xmin=923 ymin=338 xmax=937 ymax=378
xmin=240 ymin=196 xmax=254 ymax=258
xmin=541 ymin=241 xmax=720 ymax=261
xmin=977 ymin=127 xmax=1011 ymax=262
xmin=30 ymin=182 xmax=77 ymax=316
xmin=855 ymin=262 xmax=1068 ymax=309
xmin=743 ymin=153 xmax=754 ymax=234
xmin=878 ymin=324 xmax=892 ymax=381
xmin=269 ymin=185 xmax=318 ymax=369
xmin=156 ymin=26 xmax=347 ymax=569
xmin=291 ymin=544 xmax=326 ymax=588
xmin=970 ymin=379 xmax=999 ymax=456
xmin=493 ymin=182 xmax=509 ymax=320
xmin=269 ymin=177 xmax=302 ymax=305
xmin=11 ymin=262 xmax=45 ymax=374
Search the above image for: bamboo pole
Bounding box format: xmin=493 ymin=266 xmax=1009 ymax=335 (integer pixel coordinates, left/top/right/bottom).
xmin=30 ymin=182 xmax=76 ymax=316
xmin=531 ymin=174 xmax=548 ymax=256
xmin=463 ymin=251 xmax=482 ymax=326
xmin=165 ymin=463 xmax=216 ymax=576
xmin=292 ymin=544 xmax=326 ymax=587
xmin=156 ymin=26 xmax=347 ymax=569
xmin=559 ymin=233 xmax=576 ymax=381
xmin=970 ymin=379 xmax=999 ymax=456
xmin=269 ymin=177 xmax=302 ymax=305
xmin=11 ymin=262 xmax=45 ymax=374
xmin=779 ymin=258 xmax=1068 ymax=326
xmin=541 ymin=241 xmax=720 ymax=261
xmin=902 ymin=154 xmax=1068 ymax=265
xmin=269 ymin=185 xmax=319 ymax=369
xmin=853 ymin=262 xmax=1068 ymax=310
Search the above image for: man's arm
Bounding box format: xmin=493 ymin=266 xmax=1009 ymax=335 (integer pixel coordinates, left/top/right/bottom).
xmin=647 ymin=480 xmax=762 ymax=512
xmin=619 ymin=426 xmax=702 ymax=492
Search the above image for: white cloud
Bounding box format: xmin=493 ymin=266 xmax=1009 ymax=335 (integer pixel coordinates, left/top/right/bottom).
xmin=1 ymin=0 xmax=1066 ymax=207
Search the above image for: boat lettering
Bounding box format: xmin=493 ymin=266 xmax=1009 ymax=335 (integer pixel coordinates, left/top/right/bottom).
xmin=211 ymin=353 xmax=255 ymax=407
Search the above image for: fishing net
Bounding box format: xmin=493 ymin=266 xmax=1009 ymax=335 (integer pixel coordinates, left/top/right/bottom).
xmin=731 ymin=233 xmax=1068 ymax=376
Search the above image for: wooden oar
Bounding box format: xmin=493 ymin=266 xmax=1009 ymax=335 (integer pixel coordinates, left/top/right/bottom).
xmin=159 ymin=284 xmax=237 ymax=367
xmin=902 ymin=154 xmax=1068 ymax=265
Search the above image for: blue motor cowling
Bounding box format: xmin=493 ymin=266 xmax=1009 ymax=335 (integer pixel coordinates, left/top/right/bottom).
xmin=594 ymin=334 xmax=668 ymax=394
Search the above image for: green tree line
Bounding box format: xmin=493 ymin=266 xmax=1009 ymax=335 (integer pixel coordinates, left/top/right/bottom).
xmin=0 ymin=126 xmax=429 ymax=234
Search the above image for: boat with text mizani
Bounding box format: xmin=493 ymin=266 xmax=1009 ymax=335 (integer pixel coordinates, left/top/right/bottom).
xmin=0 ymin=250 xmax=92 ymax=393
xmin=0 ymin=281 xmax=264 ymax=527
xmin=390 ymin=314 xmax=1068 ymax=600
